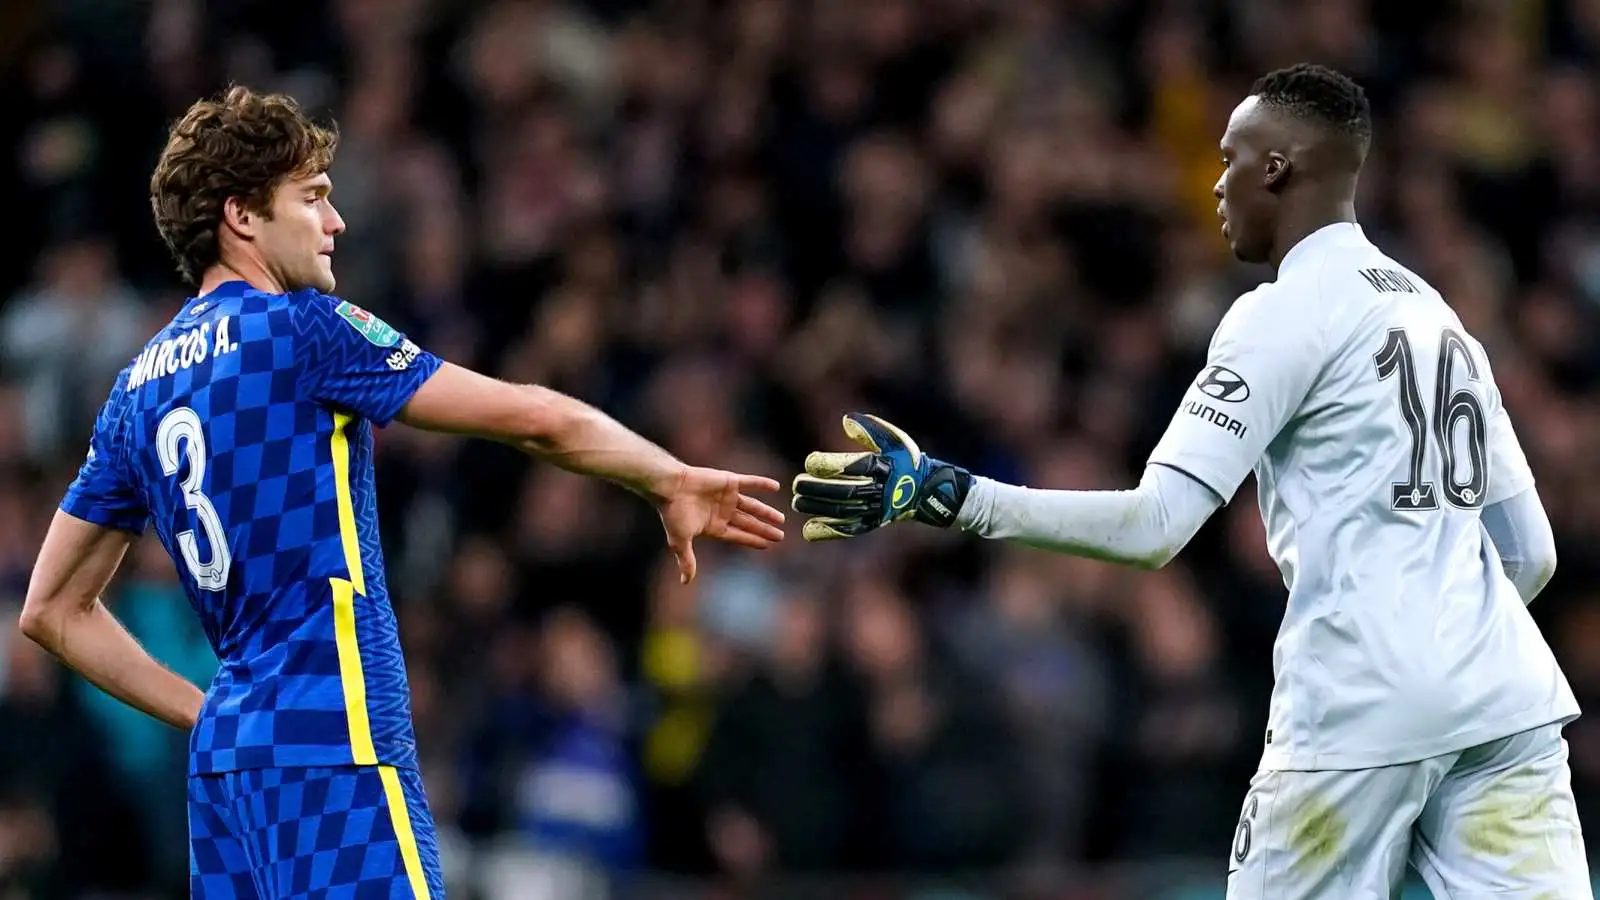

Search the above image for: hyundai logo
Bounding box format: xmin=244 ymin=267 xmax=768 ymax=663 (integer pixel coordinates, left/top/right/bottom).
xmin=1197 ymin=365 xmax=1250 ymax=402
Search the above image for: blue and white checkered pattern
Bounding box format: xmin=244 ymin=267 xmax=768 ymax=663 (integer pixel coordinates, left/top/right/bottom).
xmin=189 ymin=764 xmax=445 ymax=899
xmin=60 ymin=281 xmax=440 ymax=774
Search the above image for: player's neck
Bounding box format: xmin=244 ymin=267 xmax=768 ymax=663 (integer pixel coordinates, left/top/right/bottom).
xmin=198 ymin=257 xmax=286 ymax=298
xmin=1270 ymin=197 xmax=1358 ymax=271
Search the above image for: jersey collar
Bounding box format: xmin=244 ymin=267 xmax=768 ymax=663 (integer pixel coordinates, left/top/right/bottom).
xmin=1278 ymin=222 xmax=1368 ymax=275
xmin=182 ymin=280 xmax=251 ymax=316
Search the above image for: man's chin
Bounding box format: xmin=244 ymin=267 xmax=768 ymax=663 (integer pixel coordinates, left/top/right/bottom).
xmin=1230 ymin=240 xmax=1267 ymax=265
xmin=309 ymin=262 xmax=336 ymax=293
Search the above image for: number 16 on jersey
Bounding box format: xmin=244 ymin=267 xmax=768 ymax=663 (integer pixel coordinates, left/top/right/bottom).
xmin=1373 ymin=327 xmax=1488 ymax=512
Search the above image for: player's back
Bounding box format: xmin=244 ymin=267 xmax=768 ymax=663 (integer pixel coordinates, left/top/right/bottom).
xmin=63 ymin=280 xmax=441 ymax=774
xmin=1248 ymin=225 xmax=1577 ymax=771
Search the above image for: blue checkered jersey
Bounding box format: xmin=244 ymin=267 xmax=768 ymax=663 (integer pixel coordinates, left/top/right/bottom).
xmin=59 ymin=281 xmax=442 ymax=775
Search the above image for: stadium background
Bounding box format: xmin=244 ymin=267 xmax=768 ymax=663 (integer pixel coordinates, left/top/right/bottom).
xmin=2 ymin=0 xmax=1600 ymax=897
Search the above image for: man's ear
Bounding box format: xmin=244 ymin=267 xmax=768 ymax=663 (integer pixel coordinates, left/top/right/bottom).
xmin=221 ymin=196 xmax=258 ymax=240
xmin=1264 ymin=152 xmax=1292 ymax=193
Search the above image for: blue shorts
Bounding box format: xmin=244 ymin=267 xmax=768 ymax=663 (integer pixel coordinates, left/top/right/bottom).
xmin=188 ymin=765 xmax=445 ymax=899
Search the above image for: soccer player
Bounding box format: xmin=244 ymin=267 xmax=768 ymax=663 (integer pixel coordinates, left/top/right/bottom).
xmin=19 ymin=86 xmax=786 ymax=899
xmin=792 ymin=64 xmax=1591 ymax=898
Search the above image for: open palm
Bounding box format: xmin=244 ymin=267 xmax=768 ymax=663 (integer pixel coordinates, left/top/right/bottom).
xmin=657 ymin=467 xmax=787 ymax=583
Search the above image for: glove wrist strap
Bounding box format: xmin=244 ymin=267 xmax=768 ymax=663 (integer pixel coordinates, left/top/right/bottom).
xmin=914 ymin=463 xmax=972 ymax=528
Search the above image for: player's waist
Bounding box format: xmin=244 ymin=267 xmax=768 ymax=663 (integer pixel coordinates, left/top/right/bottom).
xmin=207 ymin=585 xmax=406 ymax=687
xmin=1258 ymin=701 xmax=1578 ymax=771
xmin=187 ymin=734 xmax=420 ymax=774
xmin=192 ymin=678 xmax=419 ymax=774
xmin=203 ymin=651 xmax=413 ymax=720
xmin=1264 ymin=648 xmax=1576 ymax=767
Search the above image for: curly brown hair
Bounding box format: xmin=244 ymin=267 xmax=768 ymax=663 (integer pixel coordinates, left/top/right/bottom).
xmin=149 ymin=85 xmax=339 ymax=285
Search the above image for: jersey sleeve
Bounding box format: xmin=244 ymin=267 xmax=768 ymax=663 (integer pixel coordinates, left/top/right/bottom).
xmin=1147 ymin=287 xmax=1326 ymax=503
xmin=60 ymin=377 xmax=149 ymax=533
xmin=1481 ymin=379 xmax=1535 ymax=507
xmin=291 ymin=291 xmax=443 ymax=426
xmin=1480 ymin=485 xmax=1555 ymax=604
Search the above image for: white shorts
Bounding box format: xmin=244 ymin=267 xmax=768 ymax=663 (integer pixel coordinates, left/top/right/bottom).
xmin=1227 ymin=722 xmax=1591 ymax=899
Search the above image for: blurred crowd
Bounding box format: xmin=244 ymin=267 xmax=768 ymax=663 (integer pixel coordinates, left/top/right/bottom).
xmin=3 ymin=0 xmax=1600 ymax=897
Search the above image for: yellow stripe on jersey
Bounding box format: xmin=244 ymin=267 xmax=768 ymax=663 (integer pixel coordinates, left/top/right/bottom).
xmin=331 ymin=577 xmax=377 ymax=765
xmin=330 ymin=411 xmax=376 ymax=765
xmin=330 ymin=411 xmax=366 ymax=595
xmin=379 ymin=765 xmax=432 ymax=898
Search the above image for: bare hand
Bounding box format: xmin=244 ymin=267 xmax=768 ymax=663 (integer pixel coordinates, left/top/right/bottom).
xmin=658 ymin=467 xmax=786 ymax=583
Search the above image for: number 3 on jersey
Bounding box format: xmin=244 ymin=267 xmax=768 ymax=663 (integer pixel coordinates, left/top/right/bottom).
xmin=1373 ymin=327 xmax=1488 ymax=511
xmin=156 ymin=406 xmax=231 ymax=590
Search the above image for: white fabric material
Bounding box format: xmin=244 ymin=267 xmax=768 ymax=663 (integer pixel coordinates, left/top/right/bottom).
xmin=1481 ymin=486 xmax=1558 ymax=605
xmin=955 ymin=464 xmax=1221 ymax=569
xmin=1226 ymin=722 xmax=1591 ymax=900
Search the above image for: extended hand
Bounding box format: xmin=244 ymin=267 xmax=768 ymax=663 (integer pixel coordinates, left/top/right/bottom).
xmin=791 ymin=414 xmax=972 ymax=541
xmin=658 ymin=467 xmax=787 ymax=583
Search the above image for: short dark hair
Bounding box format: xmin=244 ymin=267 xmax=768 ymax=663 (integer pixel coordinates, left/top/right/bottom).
xmin=150 ymin=85 xmax=339 ymax=285
xmin=1250 ymin=64 xmax=1372 ymax=147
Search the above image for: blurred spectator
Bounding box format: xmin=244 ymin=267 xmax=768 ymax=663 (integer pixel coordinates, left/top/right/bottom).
xmin=1108 ymin=566 xmax=1248 ymax=861
xmin=2 ymin=232 xmax=146 ymax=461
xmin=694 ymin=587 xmax=876 ymax=875
xmin=458 ymin=607 xmax=642 ymax=878
xmin=0 ymin=610 xmax=146 ymax=896
xmin=947 ymin=546 xmax=1111 ymax=863
xmin=844 ymin=577 xmax=1029 ymax=872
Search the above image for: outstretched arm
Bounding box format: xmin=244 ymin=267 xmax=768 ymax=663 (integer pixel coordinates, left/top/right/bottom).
xmin=953 ymin=284 xmax=1321 ymax=565
xmin=954 ymin=464 xmax=1223 ymax=569
xmin=791 ymin=415 xmax=1218 ymax=567
xmin=21 ymin=512 xmax=205 ymax=730
xmin=397 ymin=363 xmax=785 ymax=583
xmin=398 ymin=362 xmax=686 ymax=502
xmin=793 ymin=288 xmax=1322 ymax=565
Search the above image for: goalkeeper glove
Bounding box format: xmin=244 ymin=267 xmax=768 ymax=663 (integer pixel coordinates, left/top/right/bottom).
xmin=791 ymin=413 xmax=973 ymax=541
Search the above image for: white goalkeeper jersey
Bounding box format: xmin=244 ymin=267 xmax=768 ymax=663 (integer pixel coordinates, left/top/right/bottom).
xmin=1148 ymin=222 xmax=1578 ymax=771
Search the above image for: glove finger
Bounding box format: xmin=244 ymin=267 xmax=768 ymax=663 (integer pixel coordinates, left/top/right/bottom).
xmin=801 ymin=516 xmax=876 ymax=542
xmin=792 ymin=473 xmax=878 ymax=502
xmin=803 ymin=450 xmax=877 ymax=479
xmin=844 ymin=414 xmax=923 ymax=466
xmin=792 ymin=495 xmax=869 ymax=518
